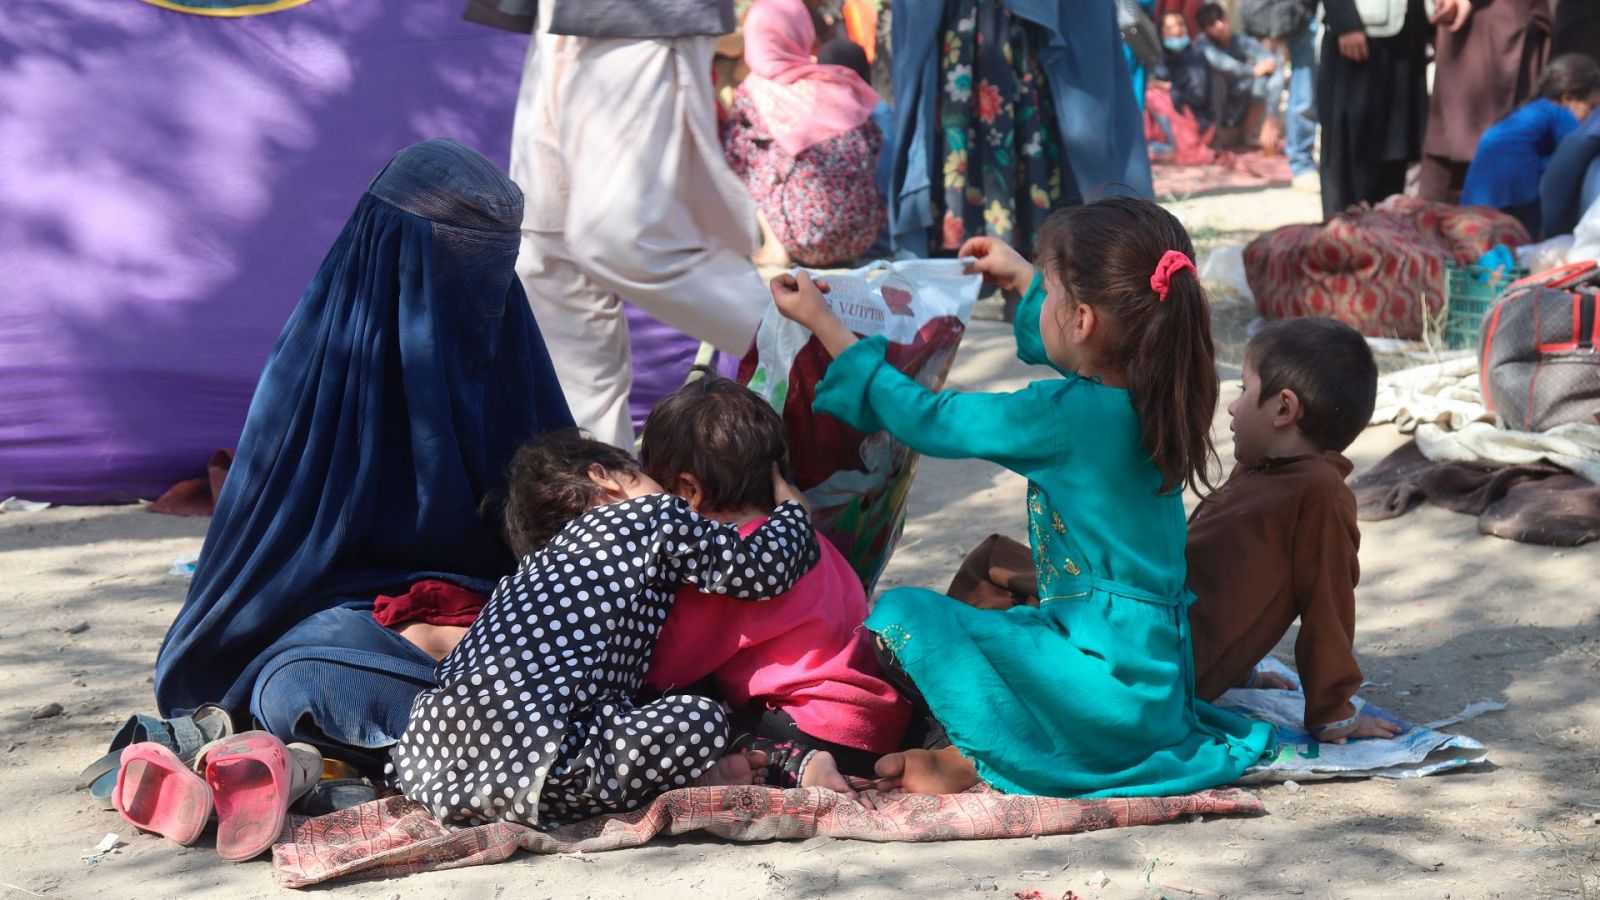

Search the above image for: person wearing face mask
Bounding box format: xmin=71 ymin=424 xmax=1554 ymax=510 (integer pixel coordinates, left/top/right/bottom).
xmin=1152 ymin=12 xmax=1209 ymax=129
xmin=1143 ymin=13 xmax=1218 ymax=163
xmin=1152 ymin=12 xmax=1218 ymax=131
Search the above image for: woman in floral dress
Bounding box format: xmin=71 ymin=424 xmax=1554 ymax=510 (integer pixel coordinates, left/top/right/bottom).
xmin=724 ymin=0 xmax=886 ymax=267
xmin=933 ymin=1 xmax=1067 ymax=257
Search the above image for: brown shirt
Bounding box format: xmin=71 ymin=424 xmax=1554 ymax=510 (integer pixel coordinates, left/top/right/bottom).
xmin=1187 ymin=452 xmax=1364 ymax=737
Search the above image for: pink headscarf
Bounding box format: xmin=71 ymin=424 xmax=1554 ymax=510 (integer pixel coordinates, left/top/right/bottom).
xmin=741 ymin=0 xmax=881 ymax=157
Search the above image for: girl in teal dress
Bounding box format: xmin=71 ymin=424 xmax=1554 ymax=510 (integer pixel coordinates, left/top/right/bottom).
xmin=768 ymin=196 xmax=1275 ymax=799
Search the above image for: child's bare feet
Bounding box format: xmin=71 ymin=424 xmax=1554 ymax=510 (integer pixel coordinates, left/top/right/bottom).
xmin=798 ymin=750 xmax=849 ymax=792
xmin=690 ymin=749 xmax=769 ymax=788
xmin=872 ymin=747 xmax=980 ymax=794
xmin=795 ymin=750 xmax=875 ymax=807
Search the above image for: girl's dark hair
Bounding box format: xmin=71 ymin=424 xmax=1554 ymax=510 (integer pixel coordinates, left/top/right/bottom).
xmin=1036 ymin=196 xmax=1218 ymax=495
xmin=640 ymin=368 xmax=790 ymax=513
xmin=501 ymin=428 xmax=641 ymax=557
xmin=1536 ymin=53 xmax=1600 ymax=102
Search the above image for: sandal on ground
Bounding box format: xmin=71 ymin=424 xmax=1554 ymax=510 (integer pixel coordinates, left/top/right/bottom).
xmin=201 ymin=730 xmax=293 ymax=862
xmin=292 ymin=756 xmax=378 ymax=816
xmin=284 ymin=743 xmax=324 ymax=808
xmin=112 ymin=742 xmax=214 ymax=846
xmin=294 ymin=778 xmax=380 ymax=817
xmin=80 ymin=705 xmax=233 ymax=810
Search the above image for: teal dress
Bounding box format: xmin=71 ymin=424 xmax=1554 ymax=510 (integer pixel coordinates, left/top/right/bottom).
xmin=814 ymin=274 xmax=1274 ymax=798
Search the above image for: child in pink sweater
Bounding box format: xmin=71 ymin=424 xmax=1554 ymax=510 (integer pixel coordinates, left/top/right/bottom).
xmin=641 ymin=371 xmax=909 ymax=793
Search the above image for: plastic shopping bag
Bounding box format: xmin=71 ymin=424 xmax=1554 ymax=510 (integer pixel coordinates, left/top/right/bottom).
xmin=739 ymin=259 xmax=981 ymax=591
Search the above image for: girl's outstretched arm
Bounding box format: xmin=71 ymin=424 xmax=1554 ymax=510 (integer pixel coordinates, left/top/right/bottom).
xmin=814 ymin=337 xmax=1066 ymax=473
xmin=956 ymin=236 xmax=1035 ymax=296
xmin=771 ymin=271 xmax=857 ymax=357
xmin=772 ymin=259 xmax=1065 ymax=473
xmin=958 ymin=237 xmax=1066 ymax=376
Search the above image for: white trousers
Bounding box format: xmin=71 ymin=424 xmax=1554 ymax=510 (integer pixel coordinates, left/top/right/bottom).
xmin=510 ymin=21 xmax=766 ymax=448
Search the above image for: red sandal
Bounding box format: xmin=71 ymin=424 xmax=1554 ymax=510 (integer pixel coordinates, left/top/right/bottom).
xmin=201 ymin=731 xmax=292 ymax=862
xmin=112 ymin=742 xmax=213 ymax=846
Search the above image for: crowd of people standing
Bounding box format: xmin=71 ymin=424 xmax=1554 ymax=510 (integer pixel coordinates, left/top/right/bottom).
xmin=444 ymin=0 xmax=1600 ymax=445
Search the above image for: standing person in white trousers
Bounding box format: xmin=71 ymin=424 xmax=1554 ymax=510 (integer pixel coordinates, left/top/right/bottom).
xmin=469 ymin=0 xmax=769 ymax=448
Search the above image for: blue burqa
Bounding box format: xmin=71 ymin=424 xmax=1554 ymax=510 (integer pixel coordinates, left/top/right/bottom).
xmin=154 ymin=139 xmax=573 ymax=721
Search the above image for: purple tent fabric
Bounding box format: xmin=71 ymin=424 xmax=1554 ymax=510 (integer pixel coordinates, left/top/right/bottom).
xmin=0 ymin=1 xmax=529 ymax=503
xmin=623 ymin=302 xmax=742 ymax=436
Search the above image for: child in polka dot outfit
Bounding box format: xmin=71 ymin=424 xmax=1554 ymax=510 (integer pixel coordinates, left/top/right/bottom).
xmin=390 ymin=429 xmax=820 ymax=828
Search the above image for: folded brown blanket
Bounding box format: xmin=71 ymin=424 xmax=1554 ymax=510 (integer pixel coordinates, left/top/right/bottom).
xmin=1348 ymin=441 xmax=1600 ymax=546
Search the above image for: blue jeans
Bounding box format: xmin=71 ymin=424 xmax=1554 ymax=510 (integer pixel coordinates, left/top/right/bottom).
xmin=1286 ymin=22 xmax=1317 ymax=177
xmin=1582 ymin=155 xmax=1600 ymax=225
xmin=251 ymin=606 xmax=438 ymax=773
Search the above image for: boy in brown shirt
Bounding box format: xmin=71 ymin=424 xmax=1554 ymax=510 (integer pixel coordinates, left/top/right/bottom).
xmin=1188 ymin=318 xmax=1402 ymax=743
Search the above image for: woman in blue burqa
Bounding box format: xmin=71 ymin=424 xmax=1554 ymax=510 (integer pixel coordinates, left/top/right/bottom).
xmin=153 ymin=139 xmax=573 ymax=771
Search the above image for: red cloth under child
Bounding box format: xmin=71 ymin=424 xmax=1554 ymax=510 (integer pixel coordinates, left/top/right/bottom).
xmin=372 ymin=580 xmax=487 ymax=629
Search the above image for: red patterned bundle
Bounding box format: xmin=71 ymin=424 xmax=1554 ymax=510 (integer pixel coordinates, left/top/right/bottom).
xmin=1244 ymin=197 xmax=1529 ymax=338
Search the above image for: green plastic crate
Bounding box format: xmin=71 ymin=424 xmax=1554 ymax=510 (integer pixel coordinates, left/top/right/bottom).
xmin=1444 ymin=263 xmax=1527 ymax=350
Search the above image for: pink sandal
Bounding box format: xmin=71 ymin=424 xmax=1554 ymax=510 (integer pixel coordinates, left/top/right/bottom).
xmin=202 ymin=730 xmax=291 ymax=862
xmin=112 ymin=742 xmax=213 ymax=846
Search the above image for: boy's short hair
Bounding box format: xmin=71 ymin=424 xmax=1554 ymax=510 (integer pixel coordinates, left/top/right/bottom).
xmin=640 ymin=369 xmax=789 ymax=514
xmin=1196 ymin=3 xmax=1227 ymax=30
xmin=502 ymin=428 xmax=641 ymax=557
xmin=1245 ymin=318 xmax=1378 ymax=452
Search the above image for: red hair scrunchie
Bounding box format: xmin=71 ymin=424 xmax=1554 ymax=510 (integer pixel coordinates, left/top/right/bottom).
xmin=1149 ymin=250 xmax=1196 ymax=302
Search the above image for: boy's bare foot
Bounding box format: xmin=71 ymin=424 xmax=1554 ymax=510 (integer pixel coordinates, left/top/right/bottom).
xmin=1325 ymin=713 xmax=1407 ymax=744
xmin=690 ymin=749 xmax=769 ymax=788
xmin=872 ymin=747 xmax=980 ymax=795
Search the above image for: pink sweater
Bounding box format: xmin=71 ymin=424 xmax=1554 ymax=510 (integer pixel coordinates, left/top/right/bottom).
xmin=646 ymin=517 xmax=909 ymax=754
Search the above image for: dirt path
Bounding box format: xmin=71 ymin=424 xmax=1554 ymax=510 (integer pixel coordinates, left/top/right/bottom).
xmin=2 ymin=187 xmax=1595 ymax=898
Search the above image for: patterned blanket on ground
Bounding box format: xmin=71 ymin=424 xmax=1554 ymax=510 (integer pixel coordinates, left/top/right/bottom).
xmin=270 ymin=784 xmax=1262 ymax=888
xmin=1151 ymin=152 xmax=1291 ymax=199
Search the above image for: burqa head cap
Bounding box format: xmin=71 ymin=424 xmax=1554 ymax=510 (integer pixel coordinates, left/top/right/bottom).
xmin=366 ymin=138 xmax=522 ymax=233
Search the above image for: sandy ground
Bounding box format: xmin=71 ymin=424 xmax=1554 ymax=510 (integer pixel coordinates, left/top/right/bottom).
xmin=3 ymin=186 xmax=1598 ymax=899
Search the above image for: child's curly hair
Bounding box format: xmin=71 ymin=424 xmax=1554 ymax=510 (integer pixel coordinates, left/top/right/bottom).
xmin=501 ymin=428 xmax=642 ymax=557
